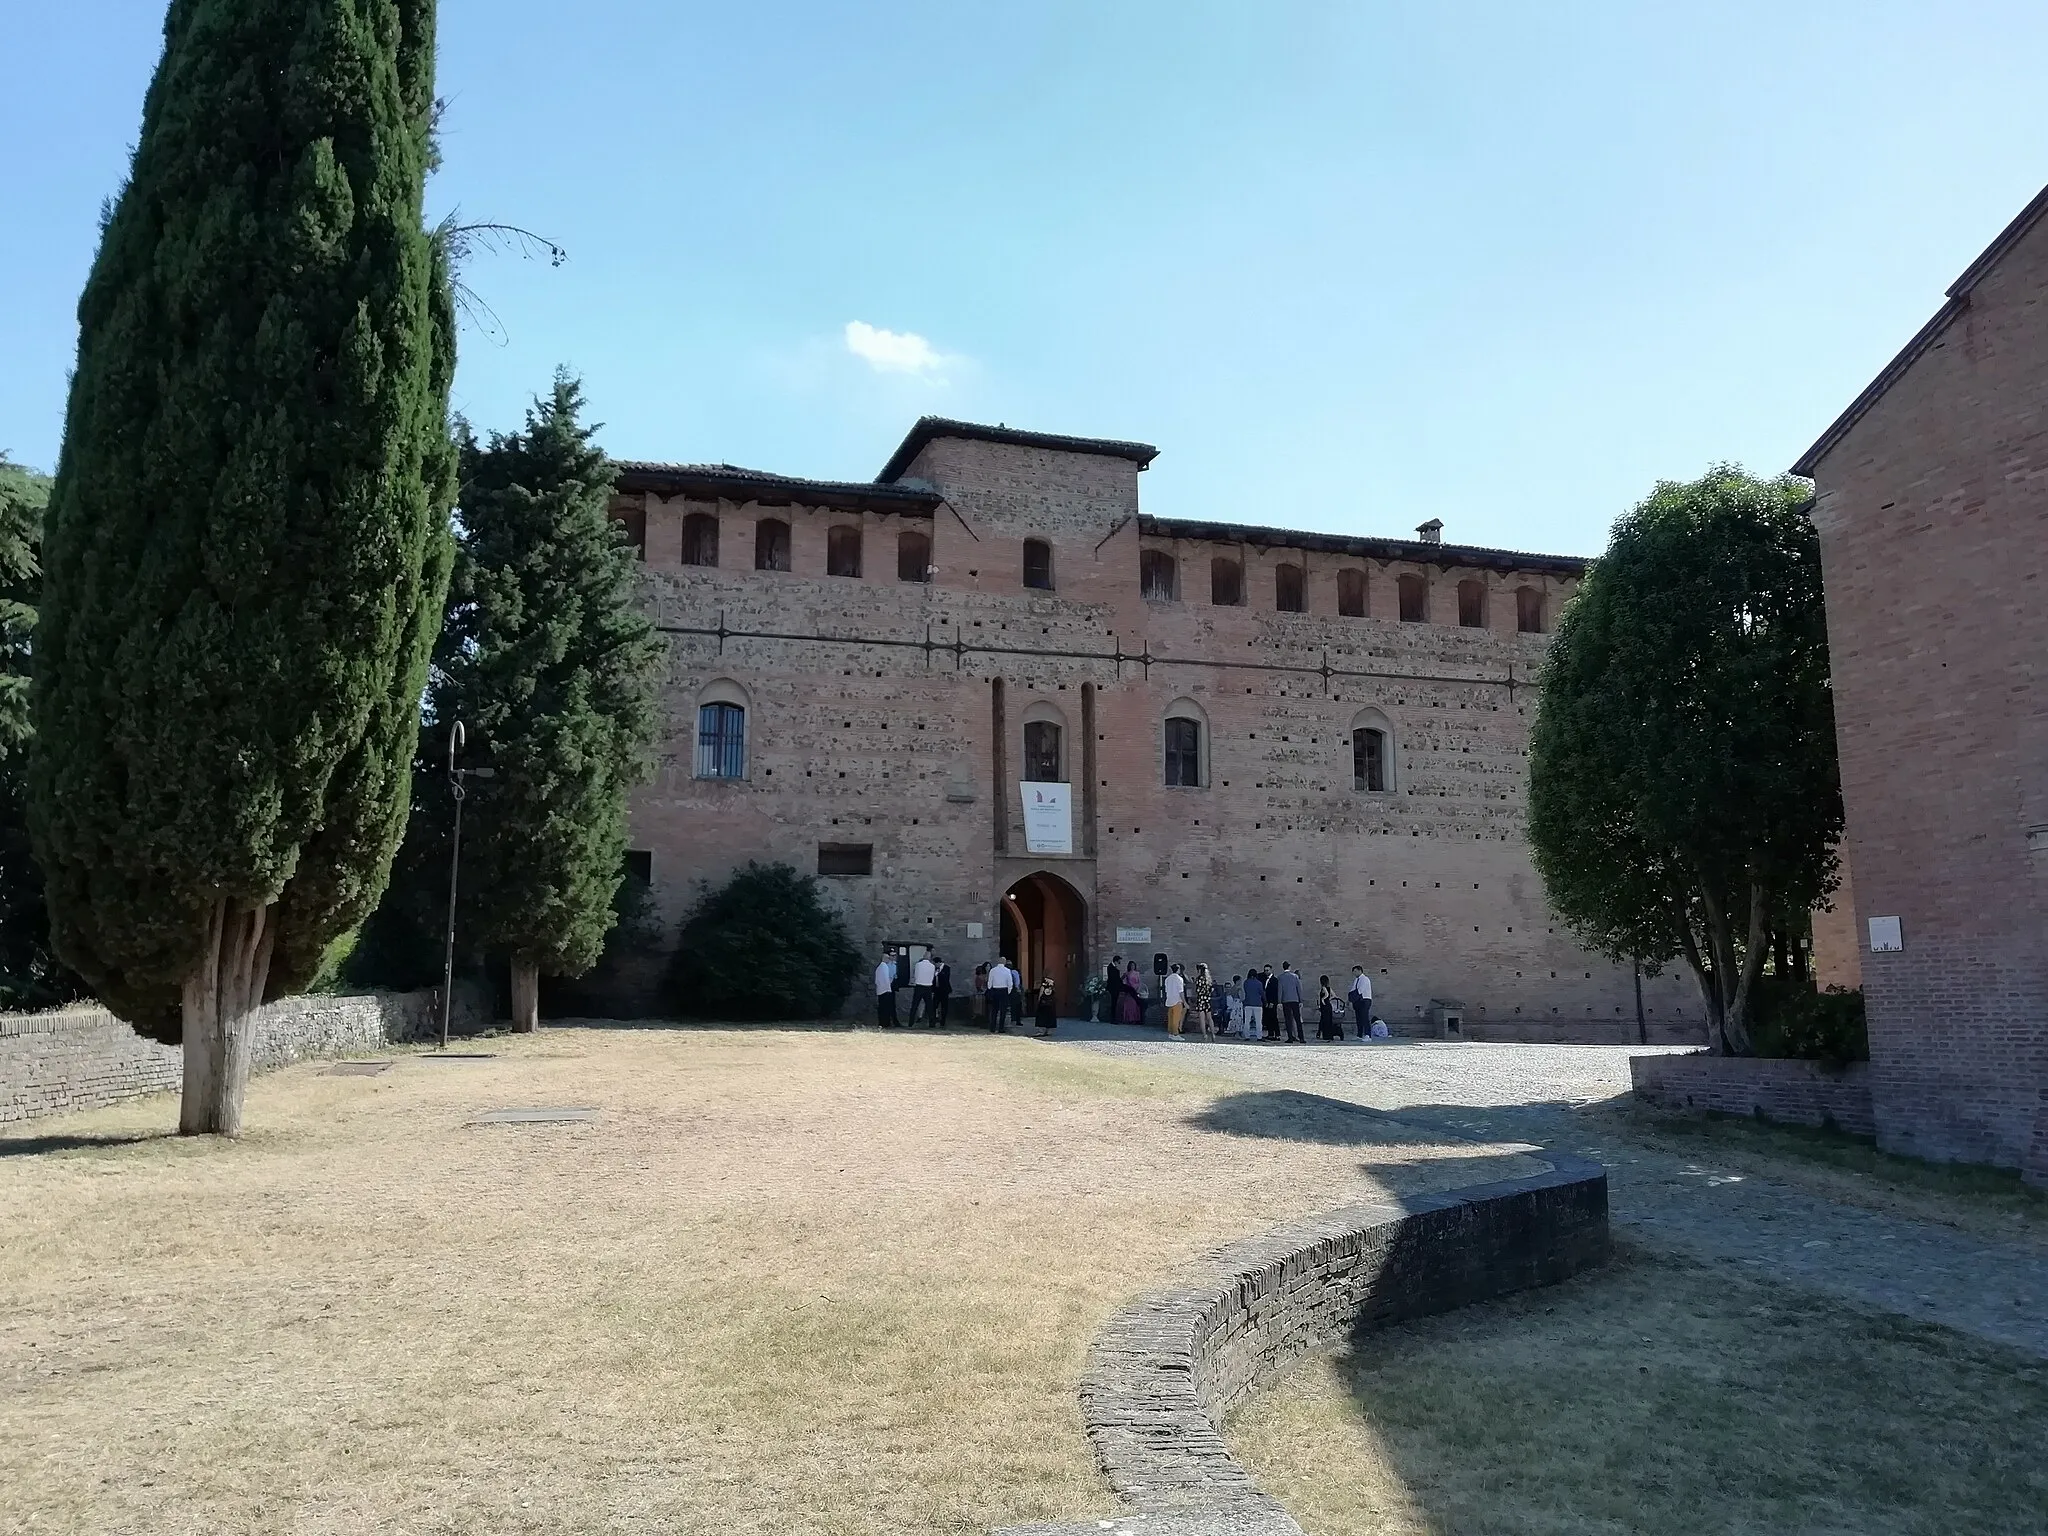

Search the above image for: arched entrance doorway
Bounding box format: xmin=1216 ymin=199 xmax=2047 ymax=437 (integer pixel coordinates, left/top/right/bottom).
xmin=1000 ymin=872 xmax=1087 ymax=1016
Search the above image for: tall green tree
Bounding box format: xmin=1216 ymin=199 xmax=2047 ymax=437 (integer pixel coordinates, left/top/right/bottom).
xmin=1527 ymin=467 xmax=1842 ymax=1054
xmin=429 ymin=373 xmax=660 ymax=1029
xmin=0 ymin=456 xmax=83 ymax=1010
xmin=30 ymin=0 xmax=456 ymax=1133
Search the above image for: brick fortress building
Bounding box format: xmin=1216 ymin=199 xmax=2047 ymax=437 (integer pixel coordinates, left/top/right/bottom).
xmin=601 ymin=417 xmax=1703 ymax=1039
xmin=1795 ymin=184 xmax=2048 ymax=1182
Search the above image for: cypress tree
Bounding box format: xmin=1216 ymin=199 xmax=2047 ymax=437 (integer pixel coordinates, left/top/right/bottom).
xmin=30 ymin=0 xmax=457 ymax=1133
xmin=432 ymin=373 xmax=661 ymax=1029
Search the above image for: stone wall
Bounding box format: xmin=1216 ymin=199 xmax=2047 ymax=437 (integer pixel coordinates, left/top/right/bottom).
xmin=0 ymin=989 xmax=480 ymax=1125
xmin=612 ymin=426 xmax=1704 ymax=1040
xmin=1801 ymin=193 xmax=2047 ymax=1180
xmin=999 ymin=1154 xmax=1609 ymax=1536
xmin=1628 ymin=1051 xmax=1875 ymax=1138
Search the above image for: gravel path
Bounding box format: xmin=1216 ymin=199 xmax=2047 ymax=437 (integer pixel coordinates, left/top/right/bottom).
xmin=1051 ymin=1022 xmax=2048 ymax=1360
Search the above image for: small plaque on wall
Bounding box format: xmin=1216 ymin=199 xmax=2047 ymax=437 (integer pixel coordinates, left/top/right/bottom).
xmin=1868 ymin=916 xmax=1903 ymax=952
xmin=1115 ymin=926 xmax=1152 ymax=944
xmin=965 ymin=922 xmax=984 ymax=939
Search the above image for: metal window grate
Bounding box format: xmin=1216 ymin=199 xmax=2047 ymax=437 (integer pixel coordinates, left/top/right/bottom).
xmin=696 ymin=703 xmax=746 ymax=779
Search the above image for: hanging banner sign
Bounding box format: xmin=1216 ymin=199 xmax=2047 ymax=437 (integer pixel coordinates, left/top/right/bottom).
xmin=1019 ymin=782 xmax=1073 ymax=855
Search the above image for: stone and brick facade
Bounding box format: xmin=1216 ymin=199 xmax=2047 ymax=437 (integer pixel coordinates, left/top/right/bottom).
xmin=605 ymin=418 xmax=1704 ymax=1038
xmin=1795 ymin=184 xmax=2048 ymax=1182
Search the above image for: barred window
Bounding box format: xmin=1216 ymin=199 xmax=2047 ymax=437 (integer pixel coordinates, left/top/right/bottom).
xmin=1024 ymin=720 xmax=1063 ymax=782
xmin=695 ymin=702 xmax=746 ymax=779
xmin=1352 ymin=728 xmax=1388 ymax=792
xmin=1164 ymin=716 xmax=1202 ymax=787
xmin=1140 ymin=549 xmax=1179 ymax=601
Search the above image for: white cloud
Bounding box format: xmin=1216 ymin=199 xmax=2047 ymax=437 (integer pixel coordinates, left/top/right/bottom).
xmin=844 ymin=320 xmax=952 ymax=377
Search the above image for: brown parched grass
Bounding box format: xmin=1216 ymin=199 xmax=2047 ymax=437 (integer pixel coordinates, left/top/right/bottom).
xmin=0 ymin=1023 xmax=1540 ymax=1535
xmin=1231 ymin=1245 xmax=2048 ymax=1536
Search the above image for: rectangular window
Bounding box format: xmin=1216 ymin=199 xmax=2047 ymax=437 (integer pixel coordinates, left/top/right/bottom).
xmin=1353 ymin=728 xmax=1387 ymax=792
xmin=1023 ymin=720 xmax=1063 ymax=782
xmin=695 ymin=702 xmax=745 ymax=779
xmin=817 ymin=843 xmax=873 ymax=877
xmin=1023 ymin=539 xmax=1054 ymax=591
xmin=827 ymin=525 xmax=863 ymax=577
xmin=1517 ymin=586 xmax=1546 ymax=634
xmin=682 ymin=513 xmax=719 ymax=567
xmin=1141 ymin=549 xmax=1178 ymax=601
xmin=1164 ymin=717 xmax=1202 ymax=787
xmin=623 ymin=849 xmax=653 ymax=883
xmin=1337 ymin=568 xmax=1365 ymax=617
xmin=1458 ymin=579 xmax=1486 ymax=628
xmin=755 ymin=519 xmax=791 ymax=572
xmin=898 ymin=530 xmax=932 ymax=582
xmin=1211 ymin=557 xmax=1243 ymax=606
xmin=1398 ymin=573 xmax=1428 ymax=623
xmin=1275 ymin=563 xmax=1305 ymax=612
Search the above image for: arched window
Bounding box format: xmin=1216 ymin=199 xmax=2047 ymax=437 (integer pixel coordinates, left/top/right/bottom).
xmin=1397 ymin=572 xmax=1428 ymax=623
xmin=898 ymin=528 xmax=932 ymax=582
xmin=1140 ymin=549 xmax=1178 ymax=601
xmin=1274 ymin=562 xmax=1305 ymax=612
xmin=1350 ymin=707 xmax=1396 ymax=793
xmin=1516 ymin=585 xmax=1546 ymax=634
xmin=755 ymin=518 xmax=791 ymax=572
xmin=1021 ymin=701 xmax=1068 ymax=782
xmin=1337 ymin=567 xmax=1366 ymax=617
xmin=1457 ymin=578 xmax=1487 ymax=628
xmin=1210 ymin=556 xmax=1243 ymax=606
xmin=682 ymin=512 xmax=719 ymax=568
xmin=1163 ymin=698 xmax=1209 ymax=788
xmin=827 ymin=524 xmax=863 ymax=578
xmin=1022 ymin=538 xmax=1054 ymax=591
xmin=695 ymin=680 xmax=751 ymax=780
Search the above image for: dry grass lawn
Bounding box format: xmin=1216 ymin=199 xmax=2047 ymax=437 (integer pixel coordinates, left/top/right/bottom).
xmin=0 ymin=1023 xmax=1542 ymax=1535
xmin=1232 ymin=1245 xmax=2048 ymax=1536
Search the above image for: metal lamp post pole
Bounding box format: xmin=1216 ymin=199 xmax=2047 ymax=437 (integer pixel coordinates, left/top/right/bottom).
xmin=438 ymin=722 xmax=495 ymax=1051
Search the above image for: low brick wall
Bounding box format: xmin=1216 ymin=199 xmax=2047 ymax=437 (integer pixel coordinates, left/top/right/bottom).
xmin=1628 ymin=1051 xmax=1875 ymax=1137
xmin=999 ymin=1155 xmax=1610 ymax=1535
xmin=0 ymin=989 xmax=482 ymax=1125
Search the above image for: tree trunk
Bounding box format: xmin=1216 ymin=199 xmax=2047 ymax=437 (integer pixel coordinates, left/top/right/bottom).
xmin=179 ymin=900 xmax=277 ymax=1137
xmin=1720 ymin=881 xmax=1768 ymax=1057
xmin=510 ymin=957 xmax=540 ymax=1034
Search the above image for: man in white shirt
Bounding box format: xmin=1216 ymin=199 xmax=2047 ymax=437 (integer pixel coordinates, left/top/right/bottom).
xmin=909 ymin=953 xmax=937 ymax=1026
xmin=985 ymin=958 xmax=1014 ymax=1032
xmin=874 ymin=953 xmax=900 ymax=1028
xmin=1162 ymin=963 xmax=1187 ymax=1037
xmin=1348 ymin=966 xmax=1374 ymax=1040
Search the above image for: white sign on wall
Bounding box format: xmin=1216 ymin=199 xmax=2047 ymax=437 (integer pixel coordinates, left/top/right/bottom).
xmin=1019 ymin=782 xmax=1073 ymax=855
xmin=1868 ymin=915 xmax=1903 ymax=953
xmin=1115 ymin=926 xmax=1152 ymax=945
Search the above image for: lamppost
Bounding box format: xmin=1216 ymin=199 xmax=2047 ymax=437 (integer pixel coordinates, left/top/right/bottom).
xmin=440 ymin=721 xmax=494 ymax=1050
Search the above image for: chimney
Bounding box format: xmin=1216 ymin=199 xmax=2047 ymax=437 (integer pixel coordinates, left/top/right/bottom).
xmin=1416 ymin=518 xmax=1443 ymax=545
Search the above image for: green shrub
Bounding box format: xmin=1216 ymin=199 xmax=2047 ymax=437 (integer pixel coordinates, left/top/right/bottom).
xmin=1751 ymin=981 xmax=1867 ymax=1064
xmin=667 ymin=862 xmax=861 ymax=1020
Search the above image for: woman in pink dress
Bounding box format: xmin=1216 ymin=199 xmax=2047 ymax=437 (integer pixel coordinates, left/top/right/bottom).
xmin=1118 ymin=961 xmax=1145 ymax=1024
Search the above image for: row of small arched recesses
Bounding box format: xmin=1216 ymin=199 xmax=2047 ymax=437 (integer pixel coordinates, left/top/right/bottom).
xmin=1143 ymin=549 xmax=1546 ymax=633
xmin=678 ymin=513 xmax=935 ymax=583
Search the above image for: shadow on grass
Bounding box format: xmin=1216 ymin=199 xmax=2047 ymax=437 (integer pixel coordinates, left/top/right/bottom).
xmin=0 ymin=1130 xmax=177 ymax=1158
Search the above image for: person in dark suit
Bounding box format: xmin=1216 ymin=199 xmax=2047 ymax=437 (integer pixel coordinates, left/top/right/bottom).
xmin=1102 ymin=955 xmax=1124 ymax=1023
xmin=932 ymin=955 xmax=953 ymax=1027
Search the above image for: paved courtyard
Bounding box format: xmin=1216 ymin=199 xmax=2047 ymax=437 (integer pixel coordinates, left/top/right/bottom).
xmin=1050 ymin=1021 xmax=2048 ymax=1359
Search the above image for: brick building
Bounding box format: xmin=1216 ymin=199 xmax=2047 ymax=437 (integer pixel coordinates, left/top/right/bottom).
xmin=602 ymin=417 xmax=1702 ymax=1039
xmin=1794 ymin=185 xmax=2048 ymax=1182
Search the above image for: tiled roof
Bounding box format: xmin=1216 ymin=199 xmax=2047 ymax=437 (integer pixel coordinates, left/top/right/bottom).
xmin=878 ymin=417 xmax=1160 ymax=483
xmin=612 ymin=460 xmax=941 ymax=512
xmin=1138 ymin=515 xmax=1588 ymax=577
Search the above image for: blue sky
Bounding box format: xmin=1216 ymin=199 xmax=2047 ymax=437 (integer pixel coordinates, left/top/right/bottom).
xmin=5 ymin=1 xmax=2046 ymax=556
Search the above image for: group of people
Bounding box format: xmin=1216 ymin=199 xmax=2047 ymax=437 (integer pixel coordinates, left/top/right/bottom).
xmin=1136 ymin=957 xmax=1388 ymax=1044
xmin=871 ymin=949 xmax=1058 ymax=1034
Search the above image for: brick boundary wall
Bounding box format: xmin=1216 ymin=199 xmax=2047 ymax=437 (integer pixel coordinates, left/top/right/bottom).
xmin=1628 ymin=1052 xmax=1875 ymax=1139
xmin=997 ymin=1153 xmax=1610 ymax=1536
xmin=0 ymin=989 xmax=486 ymax=1125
